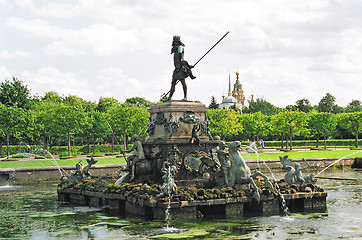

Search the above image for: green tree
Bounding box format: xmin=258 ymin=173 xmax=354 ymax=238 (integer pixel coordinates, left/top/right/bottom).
xmin=0 ymin=129 xmax=5 ymax=156
xmin=295 ymin=98 xmax=313 ymax=113
xmin=107 ymin=104 xmax=150 ymax=151
xmin=270 ymin=113 xmax=289 ymax=149
xmin=48 ymin=102 xmax=89 ymax=156
xmin=125 ymin=97 xmax=154 ymax=108
xmin=239 ymin=112 xmax=270 ymax=142
xmin=63 ymin=95 xmax=87 ymax=107
xmin=208 ymin=96 xmax=219 ymax=109
xmin=285 ymin=105 xmax=298 ymax=111
xmin=309 ymin=112 xmax=337 ymax=149
xmin=32 ymin=100 xmax=61 ymax=151
xmin=0 ymin=105 xmax=27 ymax=156
xmin=96 ymin=97 xmax=120 ymax=112
xmin=0 ymin=77 xmax=31 ymax=109
xmin=243 ymin=97 xmax=279 ymax=116
xmin=229 ymin=104 xmax=241 ymax=113
xmin=345 ymin=100 xmax=362 ymax=113
xmin=338 ymin=112 xmax=362 ymax=148
xmin=63 ymin=95 xmax=96 ymax=112
xmin=42 ymin=91 xmax=62 ymax=102
xmin=275 ymin=110 xmax=309 ymax=150
xmin=86 ymin=110 xmax=109 ymax=154
xmin=206 ymin=109 xmax=242 ymax=139
xmin=317 ymin=93 xmax=341 ymax=113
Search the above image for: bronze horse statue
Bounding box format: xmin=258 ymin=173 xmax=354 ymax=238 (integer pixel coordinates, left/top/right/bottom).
xmin=228 ymin=141 xmax=273 ymax=202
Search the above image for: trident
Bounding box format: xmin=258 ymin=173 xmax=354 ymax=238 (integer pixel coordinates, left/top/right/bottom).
xmin=161 ymin=31 xmax=230 ymax=99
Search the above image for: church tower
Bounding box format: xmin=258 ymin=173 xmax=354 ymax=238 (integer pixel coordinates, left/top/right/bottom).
xmin=232 ymin=70 xmax=245 ymax=106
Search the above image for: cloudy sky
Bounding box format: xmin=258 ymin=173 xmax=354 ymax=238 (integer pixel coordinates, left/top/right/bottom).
xmin=1 ymin=0 xmax=362 ymax=107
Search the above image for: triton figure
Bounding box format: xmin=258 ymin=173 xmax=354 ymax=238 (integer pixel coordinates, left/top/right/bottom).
xmin=167 ymin=35 xmax=196 ymax=101
xmin=161 ymin=32 xmax=229 ymax=101
xmin=121 ymin=135 xmax=145 ymax=181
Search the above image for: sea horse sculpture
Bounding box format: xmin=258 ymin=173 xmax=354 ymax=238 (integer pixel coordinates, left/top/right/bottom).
xmin=61 ymin=156 xmax=98 ymax=185
xmin=228 ymin=141 xmax=273 ymax=202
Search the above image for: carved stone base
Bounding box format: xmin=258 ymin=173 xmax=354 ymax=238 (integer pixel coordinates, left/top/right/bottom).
xmin=141 ymin=100 xmax=218 ymax=183
xmin=147 ymin=100 xmax=210 ymax=142
xmin=141 ymin=140 xmax=219 ymax=182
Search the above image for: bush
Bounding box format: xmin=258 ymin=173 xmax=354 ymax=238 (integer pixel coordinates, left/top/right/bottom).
xmin=1 ymin=158 xmax=19 ymax=162
xmin=11 ymin=153 xmax=29 ymax=158
xmin=104 ymin=152 xmax=119 ymax=156
xmin=265 ymin=139 xmax=357 ymax=148
xmin=59 ymin=152 xmax=78 ymax=159
xmin=0 ymin=145 xmax=42 ymax=156
xmin=86 ymin=153 xmax=104 ymax=157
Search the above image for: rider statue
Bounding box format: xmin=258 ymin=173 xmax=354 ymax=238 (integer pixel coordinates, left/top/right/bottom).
xmin=167 ymin=35 xmax=196 ymax=101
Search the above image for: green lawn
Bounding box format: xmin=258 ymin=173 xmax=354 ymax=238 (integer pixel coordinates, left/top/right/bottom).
xmin=0 ymin=150 xmax=361 ymax=169
xmin=242 ymin=150 xmax=362 ymax=160
xmin=0 ymin=157 xmax=126 ymax=169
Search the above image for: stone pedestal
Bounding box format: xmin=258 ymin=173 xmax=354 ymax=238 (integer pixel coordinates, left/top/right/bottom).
xmin=142 ymin=100 xmax=218 ymax=181
xmin=147 ymin=100 xmax=210 ymax=142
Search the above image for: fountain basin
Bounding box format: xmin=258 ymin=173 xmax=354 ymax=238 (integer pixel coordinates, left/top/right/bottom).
xmin=58 ymin=177 xmax=327 ymax=220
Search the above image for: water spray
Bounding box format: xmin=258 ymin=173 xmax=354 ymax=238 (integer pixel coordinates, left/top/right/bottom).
xmin=241 ymin=144 xmax=289 ymax=216
xmin=315 ymin=150 xmax=362 ymax=177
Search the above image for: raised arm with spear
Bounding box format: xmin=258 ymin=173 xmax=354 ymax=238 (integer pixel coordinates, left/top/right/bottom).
xmin=161 ymin=31 xmax=229 ymax=101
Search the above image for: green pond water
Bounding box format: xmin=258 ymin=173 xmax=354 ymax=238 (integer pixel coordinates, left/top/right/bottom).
xmin=0 ymin=169 xmax=361 ymax=239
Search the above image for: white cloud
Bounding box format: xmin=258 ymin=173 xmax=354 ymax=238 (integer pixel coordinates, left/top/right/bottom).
xmin=1 ymin=0 xmax=361 ymax=108
xmin=45 ymin=24 xmax=139 ymax=57
xmin=0 ymin=0 xmax=12 ymax=10
xmin=6 ymin=18 xmax=140 ymax=56
xmin=6 ymin=18 xmax=67 ymax=39
xmin=19 ymin=67 xmax=94 ymax=99
xmin=0 ymin=66 xmax=12 ymax=80
xmin=0 ymin=50 xmax=31 ymax=59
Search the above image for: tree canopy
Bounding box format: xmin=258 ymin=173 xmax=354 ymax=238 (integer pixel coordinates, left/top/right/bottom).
xmin=309 ymin=112 xmax=337 ymax=149
xmin=243 ymin=97 xmax=280 ymax=116
xmin=208 ymin=96 xmax=219 ymax=109
xmin=345 ymin=100 xmax=362 ymax=113
xmin=317 ymin=93 xmax=342 ymax=113
xmin=0 ymin=77 xmax=31 ymax=109
xmin=207 ymin=109 xmax=242 ymax=139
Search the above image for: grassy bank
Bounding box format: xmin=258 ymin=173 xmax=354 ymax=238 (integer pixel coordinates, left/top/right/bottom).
xmin=243 ymin=150 xmax=362 ymax=161
xmin=0 ymin=157 xmax=126 ymax=169
xmin=0 ymin=150 xmax=361 ymax=169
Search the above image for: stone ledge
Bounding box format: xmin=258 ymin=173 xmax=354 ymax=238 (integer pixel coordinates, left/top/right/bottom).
xmin=149 ymin=100 xmax=208 ymax=114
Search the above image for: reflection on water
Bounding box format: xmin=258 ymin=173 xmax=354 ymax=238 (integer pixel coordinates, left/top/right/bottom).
xmin=0 ymin=185 xmax=23 ymax=192
xmin=0 ymin=169 xmax=360 ymax=239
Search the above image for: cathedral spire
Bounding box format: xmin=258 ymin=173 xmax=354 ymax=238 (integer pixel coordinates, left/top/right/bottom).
xmin=228 ymin=73 xmax=232 ymax=96
xmin=231 ymin=68 xmax=245 ymax=106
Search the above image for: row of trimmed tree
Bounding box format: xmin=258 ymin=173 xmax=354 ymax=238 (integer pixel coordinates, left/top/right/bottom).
xmin=207 ymin=109 xmax=362 ymax=149
xmin=1 ymin=77 xmax=361 ymax=156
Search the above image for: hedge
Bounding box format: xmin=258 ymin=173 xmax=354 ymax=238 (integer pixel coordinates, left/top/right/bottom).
xmin=0 ymin=144 xmax=132 ymax=157
xmin=0 ymin=139 xmax=357 ymax=157
xmin=264 ymin=139 xmax=357 ymax=148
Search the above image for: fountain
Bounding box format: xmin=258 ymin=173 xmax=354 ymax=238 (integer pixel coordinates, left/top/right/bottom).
xmin=57 ymin=34 xmax=327 ymax=222
xmin=58 ymin=100 xmax=328 ymax=220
